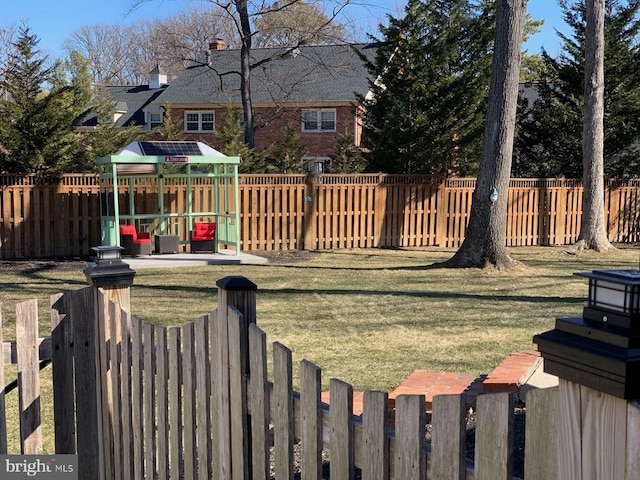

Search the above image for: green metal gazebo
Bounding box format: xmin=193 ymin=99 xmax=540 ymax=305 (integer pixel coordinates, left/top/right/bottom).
xmin=97 ymin=140 xmax=241 ymax=254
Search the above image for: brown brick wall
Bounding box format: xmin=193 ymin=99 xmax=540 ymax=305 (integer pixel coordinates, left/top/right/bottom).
xmin=161 ymin=105 xmax=360 ymax=158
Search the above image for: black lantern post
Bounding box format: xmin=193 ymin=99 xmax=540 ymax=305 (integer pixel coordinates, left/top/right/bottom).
xmin=84 ymin=245 xmax=136 ymax=288
xmin=534 ymin=268 xmax=640 ymax=399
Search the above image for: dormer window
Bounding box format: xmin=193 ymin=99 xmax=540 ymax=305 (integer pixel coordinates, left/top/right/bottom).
xmin=302 ymin=109 xmax=336 ymax=132
xmin=148 ymin=112 xmax=163 ymax=131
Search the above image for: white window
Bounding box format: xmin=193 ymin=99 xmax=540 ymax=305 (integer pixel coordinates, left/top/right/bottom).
xmin=301 ymin=109 xmax=336 ymax=132
xmin=148 ymin=112 xmax=163 ymax=131
xmin=185 ymin=111 xmax=215 ymax=132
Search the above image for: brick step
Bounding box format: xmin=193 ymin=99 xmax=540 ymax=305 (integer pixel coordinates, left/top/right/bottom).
xmin=481 ymin=349 xmax=542 ymax=394
xmin=321 ymin=350 xmax=545 ymax=416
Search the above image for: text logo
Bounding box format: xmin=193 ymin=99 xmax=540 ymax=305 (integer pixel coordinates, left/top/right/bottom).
xmin=1 ymin=455 xmax=77 ymax=479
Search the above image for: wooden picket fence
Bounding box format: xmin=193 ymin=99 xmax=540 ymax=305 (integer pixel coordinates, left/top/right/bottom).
xmin=2 ymin=278 xmax=640 ymax=479
xmin=1 ymin=174 xmax=640 ymax=258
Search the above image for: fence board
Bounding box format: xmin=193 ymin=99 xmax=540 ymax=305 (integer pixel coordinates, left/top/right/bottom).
xmin=525 ymin=387 xmax=558 ymax=480
xmin=361 ymin=390 xmax=389 ymax=480
xmin=130 ymin=315 xmax=144 ymax=480
xmin=109 ymin=301 xmax=124 ymax=478
xmin=431 ymin=393 xmax=465 ymax=480
xmin=300 ymin=360 xmax=322 ymax=480
xmin=628 ymin=402 xmax=640 ymax=480
xmin=195 ymin=315 xmax=211 ymax=480
xmin=143 ymin=322 xmax=156 ymax=478
xmin=228 ymin=307 xmax=249 ymax=480
xmin=168 ymin=327 xmax=182 ymax=480
xmin=330 ymin=378 xmax=354 ymax=479
xmin=69 ymin=287 xmax=101 ymax=478
xmin=557 ymin=379 xmax=583 ymax=480
xmin=182 ymin=322 xmax=197 ymax=479
xmin=0 ymin=309 xmax=6 ymax=454
xmin=248 ymin=324 xmax=270 ymax=480
xmin=97 ymin=291 xmax=113 ymax=480
xmin=393 ymin=395 xmax=426 ymax=480
xmin=273 ymin=342 xmax=294 ymax=480
xmin=475 ymin=392 xmax=514 ymax=480
xmin=156 ymin=326 xmax=169 ymax=479
xmin=214 ymin=299 xmax=232 ymax=480
xmin=50 ymin=292 xmax=76 ymax=455
xmin=580 ymin=384 xmax=627 ymax=479
xmin=120 ymin=309 xmax=132 ymax=480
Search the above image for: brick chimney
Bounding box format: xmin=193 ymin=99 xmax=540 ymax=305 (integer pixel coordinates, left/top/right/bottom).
xmin=209 ymin=39 xmax=226 ymax=50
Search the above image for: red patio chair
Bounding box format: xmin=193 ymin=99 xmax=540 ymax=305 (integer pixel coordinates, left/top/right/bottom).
xmin=190 ymin=221 xmax=217 ymax=253
xmin=119 ymin=224 xmax=152 ymax=257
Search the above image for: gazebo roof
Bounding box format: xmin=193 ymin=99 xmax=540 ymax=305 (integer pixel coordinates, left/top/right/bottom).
xmin=98 ymin=141 xmax=237 ymax=165
xmin=116 ymin=141 xmax=225 ymax=157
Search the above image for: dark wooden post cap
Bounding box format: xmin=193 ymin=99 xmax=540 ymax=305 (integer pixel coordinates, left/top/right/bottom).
xmin=216 ymin=276 xmax=257 ymax=291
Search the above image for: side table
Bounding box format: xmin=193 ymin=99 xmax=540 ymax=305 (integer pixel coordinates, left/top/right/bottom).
xmin=155 ymin=235 xmax=179 ymax=254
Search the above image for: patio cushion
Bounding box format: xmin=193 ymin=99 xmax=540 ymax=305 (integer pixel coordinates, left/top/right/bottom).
xmin=120 ymin=225 xmax=150 ymax=244
xmin=192 ymin=222 xmax=215 ymax=240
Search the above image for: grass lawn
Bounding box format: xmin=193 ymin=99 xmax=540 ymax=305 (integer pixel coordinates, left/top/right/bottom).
xmin=2 ymin=245 xmax=637 ymax=392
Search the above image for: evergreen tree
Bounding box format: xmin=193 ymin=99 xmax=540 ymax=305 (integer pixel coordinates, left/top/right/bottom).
xmin=0 ymin=26 xmax=91 ymax=175
xmin=80 ymin=95 xmax=147 ymax=169
xmin=331 ymin=131 xmax=366 ymax=173
xmin=359 ymin=0 xmax=494 ymax=175
xmin=269 ymin=123 xmax=307 ymax=173
xmin=513 ymin=0 xmax=640 ymax=178
xmin=214 ymin=107 xmax=258 ymax=173
xmin=154 ymin=104 xmax=184 ymax=141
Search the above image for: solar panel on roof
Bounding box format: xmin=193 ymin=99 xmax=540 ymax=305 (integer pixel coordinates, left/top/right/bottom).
xmin=139 ymin=141 xmax=203 ymax=156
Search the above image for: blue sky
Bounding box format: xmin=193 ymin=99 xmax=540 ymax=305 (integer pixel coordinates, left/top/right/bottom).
xmin=2 ymin=0 xmax=566 ymax=60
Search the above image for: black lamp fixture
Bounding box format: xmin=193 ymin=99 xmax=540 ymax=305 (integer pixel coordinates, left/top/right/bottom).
xmin=579 ymin=269 xmax=640 ymax=327
xmin=534 ymin=268 xmax=640 ymax=399
xmin=84 ymin=245 xmax=136 ymax=287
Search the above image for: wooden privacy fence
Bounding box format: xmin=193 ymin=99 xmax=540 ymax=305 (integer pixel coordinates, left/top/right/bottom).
xmin=2 ymin=276 xmax=640 ymax=479
xmin=1 ymin=174 xmax=640 ymax=258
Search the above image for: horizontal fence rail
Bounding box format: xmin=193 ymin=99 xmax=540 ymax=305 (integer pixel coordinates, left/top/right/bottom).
xmin=0 ymin=174 xmax=639 ymax=258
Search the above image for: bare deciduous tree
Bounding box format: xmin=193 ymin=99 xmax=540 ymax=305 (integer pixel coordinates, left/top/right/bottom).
xmin=253 ymin=0 xmax=346 ymax=47
xmin=63 ymin=24 xmax=131 ymax=87
xmin=63 ymin=4 xmax=237 ymax=87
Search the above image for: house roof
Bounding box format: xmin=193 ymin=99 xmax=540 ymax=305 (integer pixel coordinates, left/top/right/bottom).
xmin=153 ymin=43 xmax=377 ymax=107
xmin=82 ymin=85 xmax=166 ymax=128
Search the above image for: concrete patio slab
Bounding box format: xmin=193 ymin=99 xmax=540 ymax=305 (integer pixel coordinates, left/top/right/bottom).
xmin=122 ymin=249 xmax=268 ymax=269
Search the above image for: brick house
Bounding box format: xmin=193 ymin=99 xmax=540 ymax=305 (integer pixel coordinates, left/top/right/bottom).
xmin=91 ymin=42 xmax=377 ymax=172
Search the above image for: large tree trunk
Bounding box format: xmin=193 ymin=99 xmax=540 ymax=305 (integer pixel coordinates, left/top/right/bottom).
xmin=236 ymin=0 xmax=256 ymax=150
xmin=444 ymin=0 xmax=527 ymax=269
xmin=576 ymin=0 xmax=613 ymax=251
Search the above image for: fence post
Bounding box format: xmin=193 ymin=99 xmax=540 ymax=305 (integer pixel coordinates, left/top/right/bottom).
xmin=215 ymin=276 xmax=257 ymax=480
xmin=303 ymin=173 xmax=317 ymax=250
xmin=435 ymin=182 xmax=448 ymax=246
xmin=374 ymin=174 xmax=387 ymax=247
xmin=83 ymin=246 xmax=136 ymax=480
xmin=535 ymin=268 xmax=640 ymax=480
